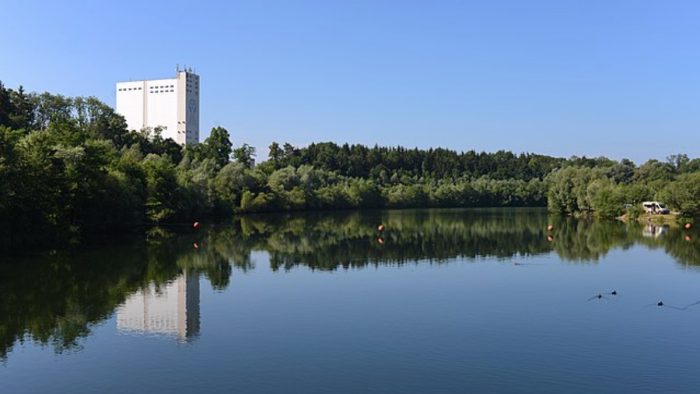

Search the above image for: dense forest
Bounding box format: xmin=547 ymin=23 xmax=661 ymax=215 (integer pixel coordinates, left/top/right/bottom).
xmin=1 ymin=83 xmax=699 ymax=249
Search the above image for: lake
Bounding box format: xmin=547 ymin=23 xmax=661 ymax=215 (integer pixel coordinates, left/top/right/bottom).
xmin=2 ymin=208 xmax=700 ymax=393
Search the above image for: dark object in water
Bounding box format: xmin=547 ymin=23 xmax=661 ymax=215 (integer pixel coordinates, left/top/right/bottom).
xmin=658 ymin=301 xmax=664 ymax=307
xmin=611 ymin=290 xmax=617 ymax=296
xmin=587 ymin=294 xmax=606 ymax=301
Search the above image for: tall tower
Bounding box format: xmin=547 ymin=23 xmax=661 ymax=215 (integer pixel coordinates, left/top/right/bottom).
xmin=116 ymin=272 xmax=201 ymax=342
xmin=115 ymin=68 xmax=200 ymax=145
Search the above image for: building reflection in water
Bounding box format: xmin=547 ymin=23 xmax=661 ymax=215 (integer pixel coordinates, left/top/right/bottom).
xmin=116 ymin=272 xmax=200 ymax=342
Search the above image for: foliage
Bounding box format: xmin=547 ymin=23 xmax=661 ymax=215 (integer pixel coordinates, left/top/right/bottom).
xmin=2 ymin=81 xmax=700 ymax=249
xmin=657 ymin=173 xmax=700 ymax=218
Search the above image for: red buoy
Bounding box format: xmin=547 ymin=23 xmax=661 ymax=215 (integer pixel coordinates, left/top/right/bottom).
xmin=684 ymin=223 xmax=693 ymax=230
xmin=377 ymin=237 xmax=385 ymax=245
xmin=547 ymin=235 xmax=554 ymax=242
xmin=547 ymin=224 xmax=554 ymax=232
xmin=377 ymin=224 xmax=385 ymax=232
xmin=685 ymin=235 xmax=692 ymax=242
xmin=193 ymin=242 xmax=199 ymax=249
xmin=193 ymin=221 xmax=200 ymax=229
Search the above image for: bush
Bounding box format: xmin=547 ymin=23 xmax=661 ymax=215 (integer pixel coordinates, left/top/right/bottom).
xmin=626 ymin=205 xmax=643 ymax=220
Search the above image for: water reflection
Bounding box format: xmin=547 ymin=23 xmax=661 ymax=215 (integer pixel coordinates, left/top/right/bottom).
xmin=1 ymin=208 xmax=698 ymax=360
xmin=116 ymin=272 xmax=200 ymax=342
xmin=234 ymin=208 xmax=553 ymax=270
xmin=226 ymin=209 xmax=699 ymax=269
xmin=643 ymin=223 xmax=669 ymax=238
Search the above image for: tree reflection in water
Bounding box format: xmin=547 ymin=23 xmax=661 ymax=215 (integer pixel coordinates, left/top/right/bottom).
xmin=1 ymin=208 xmax=697 ymax=359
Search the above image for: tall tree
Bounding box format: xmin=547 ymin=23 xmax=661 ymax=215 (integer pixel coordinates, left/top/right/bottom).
xmin=268 ymin=142 xmax=283 ymax=164
xmin=9 ymin=86 xmax=35 ymax=130
xmin=0 ymin=81 xmax=14 ymax=127
xmin=233 ymin=143 xmax=256 ymax=168
xmin=203 ymin=126 xmax=232 ymax=168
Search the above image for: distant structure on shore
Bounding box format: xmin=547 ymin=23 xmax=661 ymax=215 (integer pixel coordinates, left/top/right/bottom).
xmin=116 ymin=272 xmax=200 ymax=342
xmin=116 ymin=67 xmax=200 ymax=145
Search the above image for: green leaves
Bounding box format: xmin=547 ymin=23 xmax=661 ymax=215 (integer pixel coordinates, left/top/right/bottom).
xmin=202 ymin=126 xmax=233 ymax=169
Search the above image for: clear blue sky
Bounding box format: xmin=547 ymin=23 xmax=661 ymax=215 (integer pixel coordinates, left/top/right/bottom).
xmin=2 ymin=0 xmax=699 ymax=162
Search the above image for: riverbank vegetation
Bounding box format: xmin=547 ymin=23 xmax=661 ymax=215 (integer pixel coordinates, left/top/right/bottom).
xmin=546 ymin=157 xmax=700 ymax=220
xmin=1 ymin=83 xmax=699 ymax=248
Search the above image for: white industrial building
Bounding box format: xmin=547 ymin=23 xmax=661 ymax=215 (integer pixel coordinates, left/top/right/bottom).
xmin=116 ymin=68 xmax=200 ymax=145
xmin=116 ymin=272 xmax=200 ymax=341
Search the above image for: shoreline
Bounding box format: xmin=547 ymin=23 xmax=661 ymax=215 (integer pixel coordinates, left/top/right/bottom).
xmin=618 ymin=212 xmax=681 ymax=226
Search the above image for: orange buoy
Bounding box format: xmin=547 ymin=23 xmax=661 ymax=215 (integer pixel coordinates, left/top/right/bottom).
xmin=684 ymin=223 xmax=693 ymax=230
xmin=685 ymin=235 xmax=692 ymax=242
xmin=547 ymin=235 xmax=554 ymax=242
xmin=377 ymin=224 xmax=385 ymax=232
xmin=547 ymin=224 xmax=554 ymax=232
xmin=377 ymin=237 xmax=385 ymax=245
xmin=193 ymin=221 xmax=200 ymax=229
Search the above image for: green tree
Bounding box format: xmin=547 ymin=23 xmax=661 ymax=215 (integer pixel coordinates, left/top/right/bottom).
xmin=233 ymin=143 xmax=256 ymax=168
xmin=203 ymin=127 xmax=232 ymax=168
xmin=268 ymin=142 xmax=283 ymax=164
xmin=142 ymin=154 xmax=179 ymax=223
xmin=658 ymin=173 xmax=700 ymax=217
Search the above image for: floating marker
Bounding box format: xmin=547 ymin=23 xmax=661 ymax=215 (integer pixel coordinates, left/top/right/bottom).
xmin=193 ymin=221 xmax=200 ymax=229
xmin=547 ymin=235 xmax=554 ymax=242
xmin=657 ymin=301 xmax=664 ymax=307
xmin=685 ymin=223 xmax=693 ymax=230
xmin=377 ymin=237 xmax=385 ymax=245
xmin=377 ymin=224 xmax=385 ymax=232
xmin=685 ymin=235 xmax=692 ymax=242
xmin=611 ymin=290 xmax=617 ymax=296
xmin=193 ymin=242 xmax=199 ymax=249
xmin=547 ymin=224 xmax=554 ymax=231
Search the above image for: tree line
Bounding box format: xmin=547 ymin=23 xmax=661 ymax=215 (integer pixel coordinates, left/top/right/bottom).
xmin=1 ymin=82 xmax=699 ymax=248
xmin=546 ymin=156 xmax=700 ymax=219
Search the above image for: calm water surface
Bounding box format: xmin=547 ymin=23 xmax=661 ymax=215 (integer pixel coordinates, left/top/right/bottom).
xmin=2 ymin=209 xmax=700 ymax=393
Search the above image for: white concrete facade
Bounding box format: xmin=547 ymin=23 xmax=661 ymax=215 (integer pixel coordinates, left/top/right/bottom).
xmin=116 ymin=272 xmax=200 ymax=341
xmin=116 ymin=69 xmax=200 ymax=145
